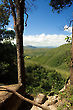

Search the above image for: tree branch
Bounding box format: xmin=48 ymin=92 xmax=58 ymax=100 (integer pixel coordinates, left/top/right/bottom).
xmin=64 ymin=20 xmax=73 ymax=30
xmin=9 ymin=0 xmax=16 ymax=26
xmin=0 ymin=86 xmax=50 ymax=110
xmin=25 ymin=11 xmax=28 ymax=27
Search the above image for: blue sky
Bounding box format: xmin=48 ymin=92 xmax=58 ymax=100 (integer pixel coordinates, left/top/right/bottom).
xmin=24 ymin=0 xmax=73 ymax=35
xmin=7 ymin=0 xmax=73 ymax=47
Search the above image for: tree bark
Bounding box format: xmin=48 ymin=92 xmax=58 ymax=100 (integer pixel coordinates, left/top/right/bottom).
xmin=14 ymin=0 xmax=25 ymax=87
xmin=70 ymin=24 xmax=73 ymax=85
xmin=15 ymin=30 xmax=25 ymax=85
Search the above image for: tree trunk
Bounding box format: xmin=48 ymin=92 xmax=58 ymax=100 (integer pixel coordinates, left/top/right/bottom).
xmin=70 ymin=24 xmax=73 ymax=85
xmin=9 ymin=0 xmax=25 ymax=88
xmin=14 ymin=0 xmax=25 ymax=87
xmin=16 ymin=31 xmax=25 ymax=86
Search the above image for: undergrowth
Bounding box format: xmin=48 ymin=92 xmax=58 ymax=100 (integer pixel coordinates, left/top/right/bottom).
xmin=57 ymin=85 xmax=73 ymax=110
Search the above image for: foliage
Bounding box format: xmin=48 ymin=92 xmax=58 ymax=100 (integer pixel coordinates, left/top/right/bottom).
xmin=25 ymin=64 xmax=65 ymax=95
xmin=0 ymin=0 xmax=10 ymax=28
xmin=49 ymin=0 xmax=73 ymax=13
xmin=0 ymin=29 xmax=15 ymax=41
xmin=65 ymin=36 xmax=72 ymax=43
xmin=0 ymin=42 xmax=17 ymax=84
xmin=57 ymin=85 xmax=73 ymax=110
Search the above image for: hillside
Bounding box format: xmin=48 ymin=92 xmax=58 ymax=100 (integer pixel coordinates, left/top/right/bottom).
xmin=24 ymin=44 xmax=71 ymax=78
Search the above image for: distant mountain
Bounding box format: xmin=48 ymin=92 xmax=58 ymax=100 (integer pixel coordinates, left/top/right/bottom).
xmin=25 ymin=45 xmax=37 ymax=48
xmin=37 ymin=46 xmax=56 ymax=48
xmin=24 ymin=45 xmax=56 ymax=49
xmin=48 ymin=46 xmax=56 ymax=48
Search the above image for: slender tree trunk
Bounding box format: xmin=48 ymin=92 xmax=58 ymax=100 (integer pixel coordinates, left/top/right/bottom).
xmin=9 ymin=0 xmax=25 ymax=88
xmin=14 ymin=0 xmax=25 ymax=87
xmin=70 ymin=24 xmax=73 ymax=85
xmin=16 ymin=31 xmax=25 ymax=85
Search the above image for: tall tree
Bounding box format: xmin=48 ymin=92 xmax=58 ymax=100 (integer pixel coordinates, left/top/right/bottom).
xmin=49 ymin=0 xmax=73 ymax=84
xmin=0 ymin=0 xmax=36 ymax=88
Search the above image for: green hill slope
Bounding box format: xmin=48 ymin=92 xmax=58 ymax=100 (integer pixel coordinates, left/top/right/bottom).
xmin=25 ymin=44 xmax=71 ymax=78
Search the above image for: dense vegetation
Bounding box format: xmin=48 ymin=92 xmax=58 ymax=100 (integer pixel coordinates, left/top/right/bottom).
xmin=0 ymin=42 xmax=71 ymax=95
xmin=0 ymin=41 xmax=18 ymax=84
xmin=26 ymin=64 xmax=65 ymax=95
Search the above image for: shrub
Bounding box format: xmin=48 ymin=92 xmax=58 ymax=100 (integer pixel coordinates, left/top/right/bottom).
xmin=25 ymin=64 xmax=65 ymax=95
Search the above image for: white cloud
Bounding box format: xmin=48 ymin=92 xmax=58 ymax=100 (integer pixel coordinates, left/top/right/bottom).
xmin=11 ymin=38 xmax=16 ymax=44
xmin=64 ymin=25 xmax=72 ymax=33
xmin=12 ymin=33 xmax=70 ymax=47
xmin=23 ymin=33 xmax=67 ymax=47
xmin=7 ymin=27 xmax=14 ymax=30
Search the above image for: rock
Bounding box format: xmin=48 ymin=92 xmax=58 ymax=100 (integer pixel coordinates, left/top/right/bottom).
xmin=34 ymin=93 xmax=47 ymax=104
xmin=31 ymin=93 xmax=58 ymax=110
xmin=49 ymin=104 xmax=57 ymax=110
xmin=31 ymin=93 xmax=47 ymax=110
xmin=44 ymin=96 xmax=58 ymax=106
xmin=31 ymin=105 xmax=42 ymax=110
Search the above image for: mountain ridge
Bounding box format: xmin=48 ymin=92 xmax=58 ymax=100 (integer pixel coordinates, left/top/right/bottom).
xmin=24 ymin=45 xmax=56 ymax=49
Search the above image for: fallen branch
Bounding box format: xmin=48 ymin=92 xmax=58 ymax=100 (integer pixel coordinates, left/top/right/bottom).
xmin=0 ymin=86 xmax=50 ymax=110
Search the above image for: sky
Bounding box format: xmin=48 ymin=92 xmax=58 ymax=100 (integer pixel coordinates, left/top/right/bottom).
xmin=7 ymin=0 xmax=73 ymax=47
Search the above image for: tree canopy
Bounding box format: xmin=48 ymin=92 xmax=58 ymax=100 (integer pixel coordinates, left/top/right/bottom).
xmin=0 ymin=0 xmax=36 ymax=29
xmin=0 ymin=1 xmax=10 ymax=28
xmin=49 ymin=0 xmax=73 ymax=13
